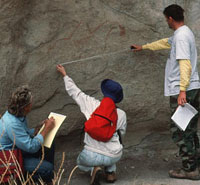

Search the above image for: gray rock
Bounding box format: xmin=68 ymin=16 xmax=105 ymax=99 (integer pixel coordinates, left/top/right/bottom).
xmin=0 ymin=0 xmax=199 ymax=137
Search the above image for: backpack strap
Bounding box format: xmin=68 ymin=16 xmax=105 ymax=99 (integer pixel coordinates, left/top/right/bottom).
xmin=94 ymin=113 xmax=123 ymax=144
xmin=117 ymin=130 xmax=123 ymax=145
xmin=94 ymin=113 xmax=113 ymax=125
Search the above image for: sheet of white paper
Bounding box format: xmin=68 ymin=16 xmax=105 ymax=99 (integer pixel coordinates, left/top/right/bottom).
xmin=171 ymin=103 xmax=198 ymax=131
xmin=38 ymin=112 xmax=66 ymax=148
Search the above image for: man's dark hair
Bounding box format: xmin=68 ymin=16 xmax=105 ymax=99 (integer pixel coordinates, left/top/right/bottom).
xmin=163 ymin=4 xmax=184 ymax=22
xmin=8 ymin=85 xmax=32 ymax=117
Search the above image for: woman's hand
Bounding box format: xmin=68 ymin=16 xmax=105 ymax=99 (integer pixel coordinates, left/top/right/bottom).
xmin=34 ymin=122 xmax=44 ymax=136
xmin=40 ymin=117 xmax=55 ymax=137
xmin=56 ymin=64 xmax=67 ymax=77
xmin=44 ymin=117 xmax=55 ymax=132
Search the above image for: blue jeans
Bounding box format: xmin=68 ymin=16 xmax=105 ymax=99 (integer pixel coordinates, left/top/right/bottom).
xmin=22 ymin=143 xmax=55 ymax=183
xmin=77 ymin=149 xmax=122 ymax=173
xmin=23 ymin=157 xmax=54 ymax=182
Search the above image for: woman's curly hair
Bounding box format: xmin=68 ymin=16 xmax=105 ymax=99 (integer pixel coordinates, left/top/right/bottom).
xmin=8 ymin=85 xmax=32 ymax=117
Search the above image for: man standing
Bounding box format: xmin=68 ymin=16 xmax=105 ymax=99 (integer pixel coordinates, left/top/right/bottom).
xmin=132 ymin=4 xmax=200 ymax=180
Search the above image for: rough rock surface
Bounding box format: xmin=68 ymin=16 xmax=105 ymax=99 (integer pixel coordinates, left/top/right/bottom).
xmin=1 ymin=0 xmax=197 ymax=133
xmin=1 ymin=0 xmax=200 ymax=134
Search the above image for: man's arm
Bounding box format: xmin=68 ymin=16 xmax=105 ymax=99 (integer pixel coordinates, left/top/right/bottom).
xmin=131 ymin=38 xmax=171 ymax=51
xmin=178 ymin=59 xmax=192 ymax=106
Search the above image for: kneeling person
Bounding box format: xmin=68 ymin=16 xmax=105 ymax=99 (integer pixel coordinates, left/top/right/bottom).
xmin=57 ymin=64 xmax=127 ymax=185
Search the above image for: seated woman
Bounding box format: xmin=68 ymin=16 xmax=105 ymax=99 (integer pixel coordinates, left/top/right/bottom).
xmin=0 ymin=86 xmax=55 ymax=184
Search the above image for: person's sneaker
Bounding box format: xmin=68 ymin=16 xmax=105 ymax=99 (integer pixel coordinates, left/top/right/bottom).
xmin=169 ymin=168 xmax=200 ymax=180
xmin=90 ymin=167 xmax=102 ymax=185
xmin=105 ymin=171 xmax=116 ymax=183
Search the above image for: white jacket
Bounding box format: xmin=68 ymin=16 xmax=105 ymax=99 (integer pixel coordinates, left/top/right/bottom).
xmin=63 ymin=76 xmax=127 ymax=158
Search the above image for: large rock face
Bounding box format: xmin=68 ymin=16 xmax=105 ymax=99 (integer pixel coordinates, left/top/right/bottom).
xmin=0 ymin=0 xmax=200 ymax=136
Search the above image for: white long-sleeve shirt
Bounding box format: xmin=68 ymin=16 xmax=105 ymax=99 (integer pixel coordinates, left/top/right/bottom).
xmin=142 ymin=38 xmax=192 ymax=92
xmin=63 ymin=75 xmax=127 ymax=158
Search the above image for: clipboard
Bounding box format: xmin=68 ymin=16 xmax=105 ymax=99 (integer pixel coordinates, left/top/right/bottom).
xmin=38 ymin=112 xmax=66 ymax=148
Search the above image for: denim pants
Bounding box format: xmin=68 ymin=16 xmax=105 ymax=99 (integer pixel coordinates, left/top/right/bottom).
xmin=77 ymin=149 xmax=122 ymax=173
xmin=22 ymin=143 xmax=55 ymax=183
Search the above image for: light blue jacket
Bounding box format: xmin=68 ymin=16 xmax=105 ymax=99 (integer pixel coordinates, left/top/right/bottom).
xmin=0 ymin=111 xmax=43 ymax=153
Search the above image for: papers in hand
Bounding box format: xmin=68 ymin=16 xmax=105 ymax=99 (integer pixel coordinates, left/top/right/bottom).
xmin=38 ymin=112 xmax=66 ymax=148
xmin=171 ymin=103 xmax=198 ymax=131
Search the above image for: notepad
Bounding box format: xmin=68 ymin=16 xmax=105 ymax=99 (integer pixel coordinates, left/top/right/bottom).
xmin=38 ymin=112 xmax=66 ymax=148
xmin=171 ymin=103 xmax=198 ymax=131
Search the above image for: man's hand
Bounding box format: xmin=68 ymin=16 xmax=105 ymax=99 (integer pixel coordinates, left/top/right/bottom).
xmin=178 ymin=91 xmax=187 ymax=106
xmin=56 ymin=64 xmax=67 ymax=77
xmin=130 ymin=45 xmax=142 ymax=52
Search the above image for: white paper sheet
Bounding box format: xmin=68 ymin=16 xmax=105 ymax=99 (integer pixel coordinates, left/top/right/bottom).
xmin=171 ymin=103 xmax=198 ymax=131
xmin=38 ymin=112 xmax=66 ymax=148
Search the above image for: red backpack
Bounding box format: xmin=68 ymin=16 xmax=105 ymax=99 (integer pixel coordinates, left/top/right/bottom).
xmin=0 ymin=149 xmax=24 ymax=183
xmin=84 ymin=97 xmax=118 ymax=142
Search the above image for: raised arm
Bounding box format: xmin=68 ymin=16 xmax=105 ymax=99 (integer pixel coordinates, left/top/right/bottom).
xmin=56 ymin=65 xmax=100 ymax=119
